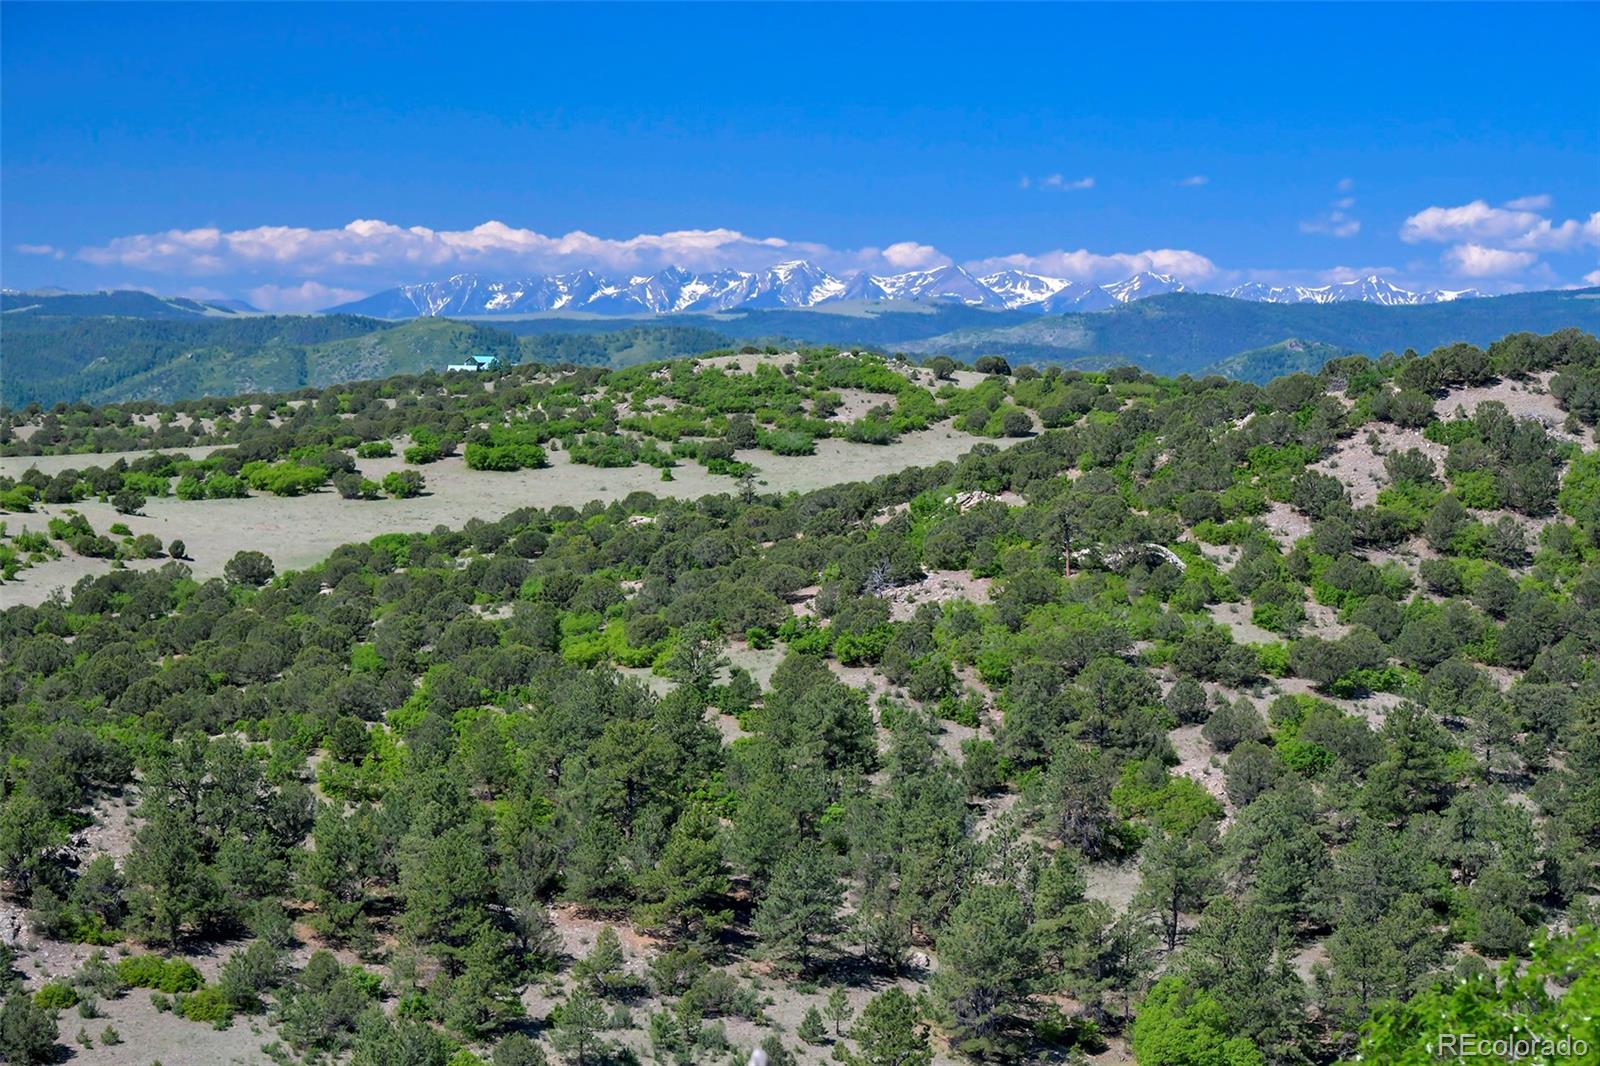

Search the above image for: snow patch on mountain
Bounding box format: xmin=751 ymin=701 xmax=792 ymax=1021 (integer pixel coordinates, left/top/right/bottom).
xmin=1224 ymin=275 xmax=1486 ymax=306
xmin=332 ymin=264 xmax=1486 ymax=318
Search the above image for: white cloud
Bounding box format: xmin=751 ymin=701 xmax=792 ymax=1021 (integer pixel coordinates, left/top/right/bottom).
xmin=1300 ymin=211 xmax=1361 ymax=238
xmin=1178 ymin=175 xmax=1208 ymax=187
xmin=1441 ymin=243 xmax=1539 ymax=278
xmin=878 ymin=241 xmax=951 ymax=270
xmin=1037 ymin=174 xmax=1094 ymax=191
xmin=77 ymin=219 xmax=847 ymax=278
xmin=53 ymin=211 xmax=1596 ymax=299
xmin=967 ymin=247 xmax=1218 ymax=284
xmin=1583 ymin=269 xmax=1600 ymax=286
xmin=1401 ymin=200 xmax=1599 ymax=252
xmin=16 ymin=243 xmax=65 ymax=259
xmin=1504 ymin=194 xmax=1551 ymax=211
xmin=247 ymin=280 xmax=367 ymax=312
xmin=1302 ymin=181 xmax=1361 ymax=238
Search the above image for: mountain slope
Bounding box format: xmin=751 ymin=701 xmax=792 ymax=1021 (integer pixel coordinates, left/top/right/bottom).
xmin=1 ymin=288 xmax=251 ymax=319
xmin=900 ymin=288 xmax=1600 ymax=372
xmin=0 ymin=314 xmax=389 ymax=407
xmin=1197 ymin=338 xmax=1351 ymax=383
xmin=516 ymin=325 xmax=734 ymax=367
xmin=304 ymin=319 xmax=523 ymax=384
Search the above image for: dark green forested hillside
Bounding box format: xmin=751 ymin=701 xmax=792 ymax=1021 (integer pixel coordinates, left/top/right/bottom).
xmin=516 ymin=325 xmax=736 ymax=367
xmin=305 ymin=319 xmax=523 ymax=384
xmin=1 ymin=314 xmax=390 ymax=407
xmin=0 ymin=316 xmax=531 ymax=408
xmin=1198 ymin=340 xmax=1352 ymax=384
xmin=905 ymin=288 xmax=1600 ymax=371
xmin=2 ymin=315 xmax=730 ymax=409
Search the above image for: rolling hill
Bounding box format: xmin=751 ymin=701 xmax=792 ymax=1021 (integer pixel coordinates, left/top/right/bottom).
xmin=1 ymin=314 xmax=388 ymax=407
xmin=1196 ymin=339 xmax=1352 ymax=383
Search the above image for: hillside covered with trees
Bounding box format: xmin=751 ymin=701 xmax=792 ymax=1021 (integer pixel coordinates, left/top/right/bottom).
xmin=2 ymin=329 xmax=1599 ymax=1066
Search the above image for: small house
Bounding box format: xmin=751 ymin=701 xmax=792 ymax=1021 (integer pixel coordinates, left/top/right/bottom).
xmin=445 ymin=354 xmax=502 ymax=373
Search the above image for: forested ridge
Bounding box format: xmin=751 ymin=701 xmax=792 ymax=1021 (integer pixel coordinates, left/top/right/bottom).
xmin=2 ymin=329 xmax=1600 ymax=1066
xmin=900 ymin=288 xmax=1600 ymax=373
xmin=10 ymin=285 xmax=1600 ymax=411
xmin=4 ymin=313 xmax=742 ymax=410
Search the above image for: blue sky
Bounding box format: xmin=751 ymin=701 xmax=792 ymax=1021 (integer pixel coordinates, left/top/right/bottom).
xmin=3 ymin=2 xmax=1597 ymax=309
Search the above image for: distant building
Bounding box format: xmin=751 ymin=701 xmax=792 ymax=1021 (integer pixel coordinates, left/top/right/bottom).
xmin=445 ymin=354 xmax=502 ymax=372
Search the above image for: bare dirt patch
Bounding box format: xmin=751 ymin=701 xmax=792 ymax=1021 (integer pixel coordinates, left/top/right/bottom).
xmin=1207 ymin=601 xmax=1277 ymax=647
xmin=1437 ymin=373 xmax=1579 ymax=440
xmin=1311 ymin=424 xmax=1445 ymax=509
xmin=1084 ymin=862 xmax=1142 ymax=913
xmin=880 ymin=569 xmax=992 ymax=622
xmin=1260 ymin=502 xmax=1312 ymax=550
xmin=54 ymin=991 xmax=278 ymax=1065
xmin=1169 ymin=725 xmax=1232 ymax=822
xmin=1271 ymin=675 xmax=1403 ymax=728
xmin=823 ymin=388 xmax=889 ymax=423
xmin=724 ymin=642 xmax=786 ymax=690
xmin=695 ymin=351 xmax=801 ymax=375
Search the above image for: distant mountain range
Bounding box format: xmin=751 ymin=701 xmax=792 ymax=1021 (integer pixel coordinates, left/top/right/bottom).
xmin=327 ymin=262 xmax=1486 ymax=318
xmin=6 ymin=281 xmax=1596 ymax=409
xmin=897 ymin=288 xmax=1600 ymax=377
xmin=1222 ymin=276 xmax=1483 ymax=306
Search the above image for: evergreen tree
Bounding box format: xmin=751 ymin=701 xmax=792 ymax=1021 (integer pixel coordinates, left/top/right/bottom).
xmin=494 ymin=1032 xmax=550 ymax=1066
xmin=1034 ymin=743 xmax=1117 ymax=858
xmin=1364 ymin=702 xmax=1455 ymax=821
xmin=1316 ymin=895 xmax=1441 ymax=1033
xmin=1135 ymin=821 xmax=1221 ymax=951
xmin=843 ymin=986 xmax=932 ymax=1066
xmin=1180 ymin=898 xmax=1311 ymax=1064
xmin=825 ymin=985 xmax=854 ymax=1036
xmin=437 ymin=926 xmax=526 ymax=1039
xmin=551 ymin=987 xmax=608 ymax=1066
xmin=798 ymin=1005 xmax=827 ymax=1044
xmin=0 ymin=993 xmax=60 ymax=1065
xmin=635 ymin=805 xmax=731 ymax=946
xmin=1085 ymin=908 xmax=1158 ymax=1024
xmin=301 ymin=804 xmax=374 ymax=945
xmin=752 ymin=842 xmax=843 ymax=974
xmin=932 ymin=883 xmax=1040 ymax=1058
xmin=573 ymin=926 xmax=627 ymax=997
xmin=398 ymin=822 xmax=495 ymax=971
xmin=123 ymin=805 xmax=227 ymax=945
xmin=348 ymin=1011 xmax=454 ymax=1066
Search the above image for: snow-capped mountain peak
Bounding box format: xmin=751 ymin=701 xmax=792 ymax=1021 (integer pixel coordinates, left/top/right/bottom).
xmin=978 ymin=270 xmax=1071 ymax=309
xmin=328 ymin=261 xmax=1489 ymax=317
xmin=1103 ymin=272 xmax=1188 ymax=303
xmin=1222 ymin=275 xmax=1487 ymax=307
